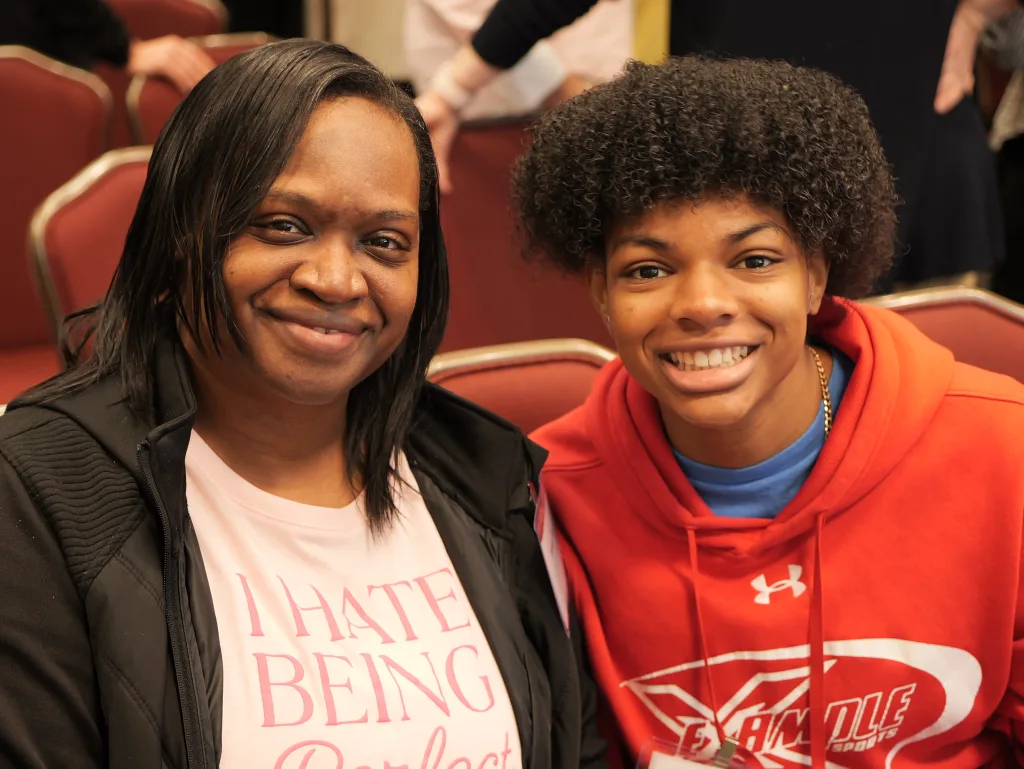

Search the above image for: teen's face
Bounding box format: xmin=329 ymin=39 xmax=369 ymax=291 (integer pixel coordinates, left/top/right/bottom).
xmin=195 ymin=97 xmax=421 ymax=406
xmin=591 ymin=195 xmax=828 ymax=433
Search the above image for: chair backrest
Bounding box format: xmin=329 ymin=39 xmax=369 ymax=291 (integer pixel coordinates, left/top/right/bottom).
xmin=428 ymin=339 xmax=616 ymax=433
xmin=0 ymin=46 xmax=111 ymax=349
xmin=864 ymin=286 xmax=1024 ymax=381
xmin=105 ymin=0 xmax=227 ymax=40
xmin=126 ymin=33 xmax=275 ymax=144
xmin=439 ymin=117 xmax=610 ymax=352
xmin=97 ymin=0 xmax=227 ymax=148
xmin=29 ymin=147 xmax=152 ymax=338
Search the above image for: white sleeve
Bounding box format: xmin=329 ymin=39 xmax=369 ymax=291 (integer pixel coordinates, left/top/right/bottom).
xmin=534 ymin=485 xmax=571 ymax=632
xmin=500 ymin=41 xmax=568 ymax=110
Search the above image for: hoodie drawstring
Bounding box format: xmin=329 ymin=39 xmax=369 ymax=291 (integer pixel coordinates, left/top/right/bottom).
xmin=685 ymin=515 xmax=828 ymax=769
xmin=686 ymin=527 xmax=729 ymax=755
xmin=809 ymin=512 xmax=827 ymax=769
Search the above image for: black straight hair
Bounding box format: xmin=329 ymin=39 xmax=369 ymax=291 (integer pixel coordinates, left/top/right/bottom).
xmin=23 ymin=39 xmax=449 ymax=533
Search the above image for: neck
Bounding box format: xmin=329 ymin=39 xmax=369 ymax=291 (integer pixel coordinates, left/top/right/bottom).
xmin=665 ymin=346 xmax=831 ymax=468
xmin=190 ymin=366 xmax=356 ymax=508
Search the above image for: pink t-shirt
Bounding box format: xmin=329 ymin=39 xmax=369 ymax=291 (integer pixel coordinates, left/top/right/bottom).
xmin=185 ymin=431 xmax=523 ymax=769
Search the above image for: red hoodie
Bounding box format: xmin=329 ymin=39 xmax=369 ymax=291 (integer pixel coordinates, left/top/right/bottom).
xmin=531 ymin=298 xmax=1024 ymax=769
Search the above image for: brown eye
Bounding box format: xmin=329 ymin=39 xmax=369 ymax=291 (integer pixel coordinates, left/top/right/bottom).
xmin=629 ymin=264 xmax=667 ymax=280
xmin=366 ymin=235 xmax=402 ymax=250
xmin=250 ymin=217 xmax=310 ymax=243
xmin=738 ymin=255 xmax=779 ymax=270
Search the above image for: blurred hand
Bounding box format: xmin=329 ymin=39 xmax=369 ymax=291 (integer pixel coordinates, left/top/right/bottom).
xmin=935 ymin=0 xmax=1019 ymax=113
xmin=416 ymin=90 xmax=460 ymax=195
xmin=543 ymin=73 xmax=592 ymax=107
xmin=128 ymin=35 xmax=216 ymax=94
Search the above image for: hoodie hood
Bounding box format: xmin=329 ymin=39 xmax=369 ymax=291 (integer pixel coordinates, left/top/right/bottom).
xmin=584 ymin=297 xmax=955 ymax=554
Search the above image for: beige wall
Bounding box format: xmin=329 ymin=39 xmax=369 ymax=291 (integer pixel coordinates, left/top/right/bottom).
xmin=305 ymin=0 xmax=410 ymax=80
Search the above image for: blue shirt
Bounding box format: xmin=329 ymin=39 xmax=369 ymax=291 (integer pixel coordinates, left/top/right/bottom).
xmin=674 ymin=349 xmax=853 ymax=519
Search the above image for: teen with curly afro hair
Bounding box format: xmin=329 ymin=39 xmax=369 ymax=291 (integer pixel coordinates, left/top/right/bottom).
xmin=513 ymin=56 xmax=896 ymax=297
xmin=522 ymin=56 xmax=1024 ymax=769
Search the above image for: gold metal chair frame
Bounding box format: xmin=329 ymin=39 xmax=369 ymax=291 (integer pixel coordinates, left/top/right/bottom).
xmin=862 ymin=285 xmax=1024 ymax=323
xmin=428 ymin=338 xmax=616 ymax=380
xmin=125 ymin=32 xmax=277 ymax=144
xmin=0 ymin=45 xmax=113 ymax=147
xmin=28 ymin=146 xmax=154 ymax=339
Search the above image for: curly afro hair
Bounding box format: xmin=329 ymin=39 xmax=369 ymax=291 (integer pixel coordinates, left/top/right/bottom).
xmin=512 ymin=56 xmax=897 ymax=298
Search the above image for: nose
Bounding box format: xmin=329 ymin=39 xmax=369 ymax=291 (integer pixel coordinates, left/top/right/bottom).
xmin=289 ymin=235 xmax=369 ymax=305
xmin=669 ymin=262 xmax=739 ymax=331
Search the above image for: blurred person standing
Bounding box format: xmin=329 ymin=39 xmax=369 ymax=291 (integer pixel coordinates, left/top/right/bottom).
xmin=417 ymin=0 xmax=1017 ymax=287
xmin=3 ymin=0 xmax=215 ymax=92
xmin=404 ymin=0 xmax=631 ymax=121
xmin=983 ymin=9 xmax=1024 ymax=303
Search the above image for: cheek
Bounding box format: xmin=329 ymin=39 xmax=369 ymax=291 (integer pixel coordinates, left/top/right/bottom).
xmin=607 ymin=289 xmax=668 ymax=343
xmin=371 ymin=264 xmax=419 ymax=328
xmin=222 ymin=244 xmax=291 ymax=314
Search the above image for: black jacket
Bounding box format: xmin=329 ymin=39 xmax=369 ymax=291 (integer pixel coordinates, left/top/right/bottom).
xmin=0 ymin=335 xmax=606 ymax=769
xmin=2 ymin=0 xmax=130 ymax=69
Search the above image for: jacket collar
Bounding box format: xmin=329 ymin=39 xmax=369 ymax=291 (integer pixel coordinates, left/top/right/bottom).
xmin=14 ymin=327 xmax=545 ymax=534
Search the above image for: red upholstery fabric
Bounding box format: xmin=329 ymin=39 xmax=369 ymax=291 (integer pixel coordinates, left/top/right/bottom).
xmin=0 ymin=49 xmax=109 ymax=349
xmin=439 ymin=120 xmax=610 ymax=352
xmin=0 ymin=345 xmax=59 ymax=405
xmin=131 ymin=38 xmax=270 ymax=144
xmin=429 ymin=350 xmax=612 ymax=433
xmin=93 ymin=63 xmax=135 ymax=149
xmin=105 ymin=0 xmax=225 ymax=40
xmin=37 ymin=156 xmax=149 ymax=332
xmin=96 ymin=1 xmax=225 ymax=148
xmin=884 ymin=299 xmax=1024 ymax=382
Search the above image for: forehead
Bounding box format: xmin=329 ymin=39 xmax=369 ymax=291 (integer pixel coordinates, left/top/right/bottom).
xmin=267 ymin=96 xmax=421 ymax=215
xmin=614 ymin=195 xmax=794 ymax=238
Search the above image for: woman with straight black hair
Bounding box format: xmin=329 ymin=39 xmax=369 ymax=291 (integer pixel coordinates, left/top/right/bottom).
xmin=0 ymin=39 xmax=603 ymax=769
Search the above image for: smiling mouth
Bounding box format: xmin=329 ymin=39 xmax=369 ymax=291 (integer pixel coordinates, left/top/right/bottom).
xmin=660 ymin=345 xmax=759 ymax=372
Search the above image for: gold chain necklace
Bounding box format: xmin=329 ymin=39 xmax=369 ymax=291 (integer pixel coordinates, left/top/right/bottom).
xmin=809 ymin=346 xmax=833 ymax=437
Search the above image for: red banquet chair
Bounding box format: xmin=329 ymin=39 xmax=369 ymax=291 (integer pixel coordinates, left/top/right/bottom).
xmin=439 ymin=117 xmax=610 ymax=352
xmin=428 ymin=339 xmax=616 ymax=434
xmin=29 ymin=147 xmax=152 ymax=338
xmin=96 ymin=0 xmax=228 ymax=148
xmin=865 ymin=286 xmax=1024 ymax=382
xmin=126 ymin=33 xmax=275 ymax=144
xmin=105 ymin=0 xmax=227 ymax=40
xmin=0 ymin=46 xmax=112 ymax=403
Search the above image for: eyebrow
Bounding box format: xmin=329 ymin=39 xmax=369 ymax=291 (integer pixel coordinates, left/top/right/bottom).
xmin=261 ymin=190 xmax=419 ymax=224
xmin=727 ymin=221 xmax=788 ymax=243
xmin=610 ymin=235 xmax=671 ymax=253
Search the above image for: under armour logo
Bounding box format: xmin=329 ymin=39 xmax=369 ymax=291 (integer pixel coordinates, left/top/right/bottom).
xmin=751 ymin=565 xmax=806 ymax=605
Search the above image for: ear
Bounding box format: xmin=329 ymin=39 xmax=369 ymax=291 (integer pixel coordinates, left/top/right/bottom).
xmin=805 ymin=250 xmax=829 ymax=315
xmin=585 ymin=260 xmax=610 ymax=328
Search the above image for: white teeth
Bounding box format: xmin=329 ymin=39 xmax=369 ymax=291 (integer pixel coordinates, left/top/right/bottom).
xmin=665 ymin=346 xmax=751 ymax=371
xmin=312 ymin=327 xmax=339 ymax=335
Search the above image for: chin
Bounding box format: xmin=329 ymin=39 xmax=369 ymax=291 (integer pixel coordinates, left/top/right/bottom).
xmin=662 ymin=391 xmax=757 ymax=432
xmin=257 ymin=367 xmax=359 ymax=407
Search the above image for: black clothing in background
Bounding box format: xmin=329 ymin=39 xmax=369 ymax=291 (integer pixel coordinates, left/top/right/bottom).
xmin=221 ymin=0 xmax=303 ymax=39
xmin=1 ymin=0 xmax=130 ymax=69
xmin=472 ymin=0 xmax=1002 ymax=285
xmin=992 ymin=135 xmax=1024 ymax=303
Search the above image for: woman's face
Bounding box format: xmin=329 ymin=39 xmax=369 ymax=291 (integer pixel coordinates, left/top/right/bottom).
xmin=195 ymin=97 xmax=422 ymax=407
xmin=590 ymin=195 xmax=828 ymax=438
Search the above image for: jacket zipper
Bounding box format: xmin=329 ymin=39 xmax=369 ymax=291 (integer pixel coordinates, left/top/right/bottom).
xmin=138 ymin=441 xmax=207 ymax=769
